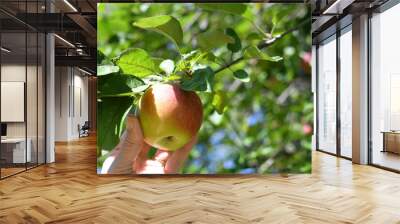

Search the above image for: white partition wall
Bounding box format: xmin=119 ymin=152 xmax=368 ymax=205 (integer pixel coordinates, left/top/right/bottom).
xmin=54 ymin=67 xmax=89 ymax=141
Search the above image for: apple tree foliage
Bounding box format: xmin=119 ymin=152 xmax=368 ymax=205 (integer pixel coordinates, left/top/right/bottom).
xmin=97 ymin=3 xmax=312 ymax=173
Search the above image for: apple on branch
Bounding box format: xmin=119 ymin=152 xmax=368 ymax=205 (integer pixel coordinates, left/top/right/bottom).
xmin=139 ymin=83 xmax=203 ymax=151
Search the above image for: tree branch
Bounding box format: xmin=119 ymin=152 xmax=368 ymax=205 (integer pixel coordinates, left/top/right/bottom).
xmin=214 ymin=19 xmax=309 ymax=75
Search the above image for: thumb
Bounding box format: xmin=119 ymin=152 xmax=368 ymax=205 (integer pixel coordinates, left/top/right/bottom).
xmin=102 ymin=114 xmax=147 ymax=174
xmin=119 ymin=114 xmax=146 ymax=162
xmin=124 ymin=114 xmax=144 ymax=145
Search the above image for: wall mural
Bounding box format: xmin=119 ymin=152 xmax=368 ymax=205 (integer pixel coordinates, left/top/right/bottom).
xmin=97 ymin=3 xmax=312 ymax=175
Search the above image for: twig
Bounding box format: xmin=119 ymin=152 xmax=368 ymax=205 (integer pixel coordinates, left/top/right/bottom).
xmin=214 ymin=19 xmax=309 ymax=75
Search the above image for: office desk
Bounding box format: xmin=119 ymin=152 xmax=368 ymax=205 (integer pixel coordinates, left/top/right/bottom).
xmin=1 ymin=138 xmax=31 ymax=164
xmin=382 ymin=131 xmax=400 ymax=154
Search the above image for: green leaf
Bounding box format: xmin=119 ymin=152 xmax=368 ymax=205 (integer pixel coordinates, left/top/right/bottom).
xmin=147 ymin=147 xmax=158 ymax=159
xmin=271 ymin=11 xmax=280 ymax=35
xmin=97 ymin=50 xmax=112 ymax=65
xmin=142 ymin=75 xmax=163 ymax=85
xmin=97 ymin=97 xmax=133 ymax=152
xmin=165 ymin=74 xmax=181 ymax=81
xmin=198 ymin=30 xmax=234 ymax=50
xmin=233 ymin=69 xmax=250 ymax=82
xmin=131 ymin=84 xmax=150 ymax=93
xmin=133 ymin=15 xmax=183 ymax=46
xmin=246 ymin=32 xmax=263 ymax=45
xmin=97 ymin=50 xmax=106 ymax=65
xmin=246 ymin=32 xmax=263 ymax=40
xmin=159 ymin=59 xmax=175 ymax=75
xmin=197 ymin=3 xmax=261 ymax=34
xmin=212 ymin=91 xmax=228 ymax=114
xmin=180 ymin=67 xmax=214 ymax=92
xmin=97 ymin=65 xmax=120 ymax=76
xmin=98 ymin=73 xmax=145 ymax=97
xmin=196 ymin=3 xmax=248 ymax=15
xmin=176 ymin=51 xmax=196 ymax=71
xmin=182 ymin=50 xmax=200 ymax=60
xmin=243 ymin=46 xmax=283 ymax=62
xmin=152 ymin=57 xmax=164 ymax=70
xmin=187 ymin=51 xmax=216 ymax=65
xmin=176 ymin=51 xmax=216 ymax=72
xmin=116 ymin=48 xmax=157 ymax=77
xmin=226 ymin=28 xmax=241 ymax=53
xmin=202 ymin=52 xmax=217 ymax=62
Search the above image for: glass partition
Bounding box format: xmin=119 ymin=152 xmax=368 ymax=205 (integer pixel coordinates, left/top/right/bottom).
xmin=317 ymin=35 xmax=337 ymax=154
xmin=26 ymin=0 xmax=46 ymax=168
xmin=38 ymin=32 xmax=45 ymax=165
xmin=0 ymin=1 xmax=46 ymax=179
xmin=27 ymin=30 xmax=38 ymax=169
xmin=370 ymin=3 xmax=400 ymax=171
xmin=1 ymin=24 xmax=28 ymax=178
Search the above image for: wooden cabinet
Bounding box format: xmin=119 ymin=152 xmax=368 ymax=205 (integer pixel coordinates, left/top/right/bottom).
xmin=382 ymin=132 xmax=400 ymax=154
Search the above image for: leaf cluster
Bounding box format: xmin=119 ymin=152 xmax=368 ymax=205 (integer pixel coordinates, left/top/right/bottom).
xmin=97 ymin=3 xmax=312 ymax=174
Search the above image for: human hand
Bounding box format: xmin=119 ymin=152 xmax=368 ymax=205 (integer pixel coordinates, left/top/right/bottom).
xmin=101 ymin=114 xmax=196 ymax=174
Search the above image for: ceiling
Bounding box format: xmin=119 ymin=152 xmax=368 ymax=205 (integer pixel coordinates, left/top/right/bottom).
xmin=0 ymin=0 xmax=97 ymax=74
xmin=311 ymin=0 xmax=389 ymax=43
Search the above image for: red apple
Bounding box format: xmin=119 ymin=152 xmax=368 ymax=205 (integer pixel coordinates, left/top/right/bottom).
xmin=302 ymin=123 xmax=313 ymax=135
xmin=139 ymin=83 xmax=203 ymax=151
xmin=301 ymin=52 xmax=312 ymax=75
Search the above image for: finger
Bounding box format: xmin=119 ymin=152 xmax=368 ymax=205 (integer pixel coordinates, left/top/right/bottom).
xmin=136 ymin=160 xmax=165 ymax=174
xmin=109 ymin=144 xmax=122 ymax=157
xmin=120 ymin=115 xmax=147 ymax=160
xmin=133 ymin=144 xmax=151 ymax=173
xmin=103 ymin=115 xmax=147 ymax=174
xmin=117 ymin=115 xmax=148 ymax=174
xmin=164 ymin=136 xmax=197 ymax=174
xmin=100 ymin=150 xmax=119 ymax=174
xmin=154 ymin=150 xmax=173 ymax=165
xmin=136 ymin=145 xmax=151 ymax=162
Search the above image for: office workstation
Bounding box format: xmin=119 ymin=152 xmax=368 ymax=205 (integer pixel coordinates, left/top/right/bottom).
xmin=1 ymin=82 xmax=32 ymax=165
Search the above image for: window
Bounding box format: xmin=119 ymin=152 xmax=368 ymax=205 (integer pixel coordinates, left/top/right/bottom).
xmin=370 ymin=3 xmax=400 ymax=171
xmin=339 ymin=26 xmax=352 ymax=158
xmin=317 ymin=35 xmax=337 ymax=154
